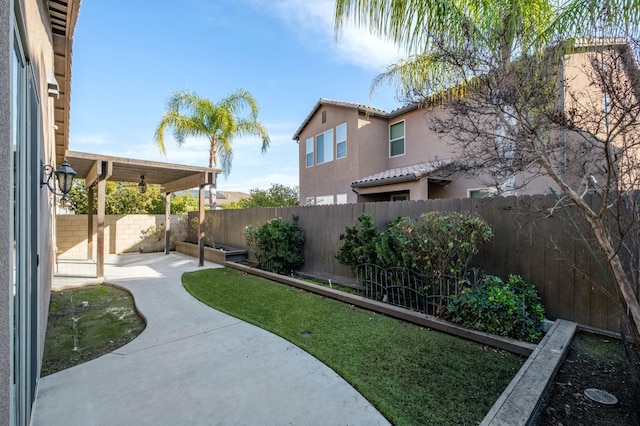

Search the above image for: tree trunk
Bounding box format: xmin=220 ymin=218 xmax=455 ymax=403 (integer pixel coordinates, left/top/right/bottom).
xmin=585 ymin=214 xmax=640 ymax=335
xmin=209 ymin=139 xmax=217 ymax=169
xmin=209 ymin=139 xmax=217 ymax=209
xmin=535 ymin=153 xmax=640 ymax=335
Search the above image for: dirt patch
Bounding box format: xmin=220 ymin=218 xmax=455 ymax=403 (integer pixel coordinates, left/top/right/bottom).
xmin=537 ymin=331 xmax=639 ymax=425
xmin=41 ymin=284 xmax=145 ymax=376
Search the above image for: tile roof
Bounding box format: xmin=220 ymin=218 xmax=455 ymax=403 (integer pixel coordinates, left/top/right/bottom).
xmin=352 ymin=160 xmax=453 ymax=188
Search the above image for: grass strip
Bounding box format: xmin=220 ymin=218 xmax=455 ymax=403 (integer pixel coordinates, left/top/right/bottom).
xmin=183 ymin=268 xmax=524 ymax=425
xmin=42 ymin=285 xmax=145 ymax=376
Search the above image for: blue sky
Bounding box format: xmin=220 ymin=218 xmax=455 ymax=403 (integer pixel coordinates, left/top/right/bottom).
xmin=70 ymin=0 xmax=404 ymax=193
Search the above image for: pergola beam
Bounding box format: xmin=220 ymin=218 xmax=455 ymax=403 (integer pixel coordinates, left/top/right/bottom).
xmin=85 ymin=160 xmax=101 ymax=188
xmin=163 ymin=172 xmax=215 ymax=194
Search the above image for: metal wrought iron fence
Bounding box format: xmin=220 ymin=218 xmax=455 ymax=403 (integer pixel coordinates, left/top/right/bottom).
xmin=356 ymin=264 xmax=468 ymax=316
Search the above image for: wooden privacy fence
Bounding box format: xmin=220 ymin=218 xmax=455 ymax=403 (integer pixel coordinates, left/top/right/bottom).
xmin=193 ymin=194 xmax=623 ymax=332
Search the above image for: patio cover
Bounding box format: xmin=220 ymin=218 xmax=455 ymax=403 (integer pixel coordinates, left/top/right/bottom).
xmin=64 ymin=151 xmax=222 ymax=276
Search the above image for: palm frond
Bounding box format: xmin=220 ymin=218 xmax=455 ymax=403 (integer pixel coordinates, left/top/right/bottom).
xmin=372 ymin=52 xmax=470 ymax=101
xmin=237 ymin=119 xmax=270 ymax=152
xmin=155 ymin=88 xmax=269 ymax=175
xmin=217 ymin=140 xmax=234 ymax=177
xmin=218 ymin=89 xmax=261 ymax=121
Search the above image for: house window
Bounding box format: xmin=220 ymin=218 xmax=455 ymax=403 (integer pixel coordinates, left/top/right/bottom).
xmin=468 ymin=188 xmax=496 ymax=198
xmin=316 ymin=129 xmax=333 ymax=164
xmin=305 ymin=197 xmax=315 ymax=206
xmin=336 ymin=123 xmax=347 ymax=159
xmin=322 ymin=110 xmax=326 ymax=123
xmin=336 ymin=193 xmax=347 ymax=204
xmin=389 ymin=120 xmax=405 ymax=157
xmin=305 ymin=137 xmax=314 ymax=167
xmin=315 ymin=195 xmax=334 ymax=205
xmin=390 ymin=193 xmax=409 ymax=201
xmin=604 ymin=93 xmax=611 ymax=132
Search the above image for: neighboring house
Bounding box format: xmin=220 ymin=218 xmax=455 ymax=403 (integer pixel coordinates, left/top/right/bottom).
xmin=293 ymin=41 xmax=637 ymax=205
xmin=293 ymin=100 xmax=484 ymax=205
xmin=215 ymin=190 xmax=250 ymax=208
xmin=2 ymin=0 xmax=80 ymax=424
xmin=184 ymin=189 xmax=249 ymax=209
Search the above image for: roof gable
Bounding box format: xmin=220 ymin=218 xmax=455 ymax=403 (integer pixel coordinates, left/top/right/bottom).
xmin=292 ymin=98 xmax=389 ymax=141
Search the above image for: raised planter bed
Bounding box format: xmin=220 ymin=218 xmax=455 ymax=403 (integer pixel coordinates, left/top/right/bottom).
xmin=175 ymin=241 xmax=248 ymax=264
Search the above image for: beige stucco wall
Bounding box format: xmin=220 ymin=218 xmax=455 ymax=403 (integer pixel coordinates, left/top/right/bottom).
xmin=298 ymin=105 xmax=364 ymax=204
xmin=56 ymin=215 xmax=189 ymax=259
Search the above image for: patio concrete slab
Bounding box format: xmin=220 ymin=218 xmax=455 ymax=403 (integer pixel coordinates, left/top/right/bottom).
xmin=33 ymin=252 xmax=389 ymax=426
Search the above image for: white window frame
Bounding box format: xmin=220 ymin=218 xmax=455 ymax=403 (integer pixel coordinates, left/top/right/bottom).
xmin=305 ymin=137 xmax=314 ymax=168
xmin=467 ymin=187 xmax=497 ymax=198
xmin=316 ymin=129 xmax=333 ymax=164
xmin=315 ymin=195 xmax=334 ymax=205
xmin=305 ymin=196 xmax=315 ymax=206
xmin=336 ymin=123 xmax=347 ymax=159
xmin=389 ymin=120 xmax=405 ymax=158
xmin=336 ymin=193 xmax=348 ymax=204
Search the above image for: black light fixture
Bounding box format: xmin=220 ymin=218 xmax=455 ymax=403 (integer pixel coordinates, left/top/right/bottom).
xmin=41 ymin=159 xmax=77 ymax=198
xmin=139 ymin=175 xmax=147 ymax=194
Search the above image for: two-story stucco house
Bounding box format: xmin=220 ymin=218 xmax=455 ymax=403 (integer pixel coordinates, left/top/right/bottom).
xmin=293 ymin=100 xmax=491 ymax=205
xmin=293 ymin=40 xmax=639 ymax=205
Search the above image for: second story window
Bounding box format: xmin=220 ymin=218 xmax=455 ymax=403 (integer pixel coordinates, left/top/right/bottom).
xmin=306 ymin=137 xmax=314 ymax=167
xmin=390 ymin=120 xmax=405 ymax=157
xmin=336 ymin=123 xmax=347 ymax=159
xmin=316 ymin=129 xmax=334 ymax=164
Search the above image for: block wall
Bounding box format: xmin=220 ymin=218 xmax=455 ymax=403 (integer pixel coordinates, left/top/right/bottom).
xmin=56 ymin=215 xmax=188 ymax=258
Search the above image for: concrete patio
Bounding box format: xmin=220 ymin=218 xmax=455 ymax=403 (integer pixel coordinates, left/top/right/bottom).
xmin=32 ymin=252 xmax=388 ymax=425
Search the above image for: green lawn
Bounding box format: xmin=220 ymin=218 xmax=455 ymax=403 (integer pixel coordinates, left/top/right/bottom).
xmin=183 ymin=268 xmax=524 ymax=425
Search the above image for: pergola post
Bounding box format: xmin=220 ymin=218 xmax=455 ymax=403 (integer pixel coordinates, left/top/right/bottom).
xmin=87 ymin=186 xmax=94 ymax=260
xmin=63 ymin=151 xmax=220 ymax=271
xmin=165 ymin=192 xmax=171 ymax=255
xmin=96 ymin=177 xmax=105 ymax=278
xmin=198 ymin=185 xmax=205 ymax=267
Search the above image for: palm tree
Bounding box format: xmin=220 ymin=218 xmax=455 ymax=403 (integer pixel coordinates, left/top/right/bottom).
xmin=154 ymin=89 xmax=270 ymax=175
xmin=334 ymin=0 xmax=639 ymax=99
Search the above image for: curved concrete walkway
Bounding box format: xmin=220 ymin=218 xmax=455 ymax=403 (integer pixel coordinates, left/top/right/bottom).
xmin=32 ymin=253 xmax=388 ymax=426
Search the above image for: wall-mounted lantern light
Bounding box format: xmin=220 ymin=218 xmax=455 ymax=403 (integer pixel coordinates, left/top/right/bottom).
xmin=139 ymin=175 xmax=147 ymax=194
xmin=41 ymin=159 xmax=77 ymax=198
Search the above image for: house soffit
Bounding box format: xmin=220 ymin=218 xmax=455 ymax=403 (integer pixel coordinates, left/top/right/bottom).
xmin=50 ymin=0 xmax=81 ymax=166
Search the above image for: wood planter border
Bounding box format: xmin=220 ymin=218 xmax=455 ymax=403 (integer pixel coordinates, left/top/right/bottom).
xmin=175 ymin=241 xmax=248 ymax=264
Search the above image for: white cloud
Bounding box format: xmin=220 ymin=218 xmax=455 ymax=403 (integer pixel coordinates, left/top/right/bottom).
xmin=247 ymin=0 xmax=403 ymax=71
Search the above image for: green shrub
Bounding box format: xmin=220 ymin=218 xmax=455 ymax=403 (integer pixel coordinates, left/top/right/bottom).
xmin=335 ymin=213 xmax=381 ymax=275
xmin=245 ymin=215 xmax=305 ymax=274
xmin=376 ymin=212 xmax=493 ymax=280
xmin=336 ymin=212 xmax=492 ymax=281
xmin=448 ymin=275 xmax=545 ymax=342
